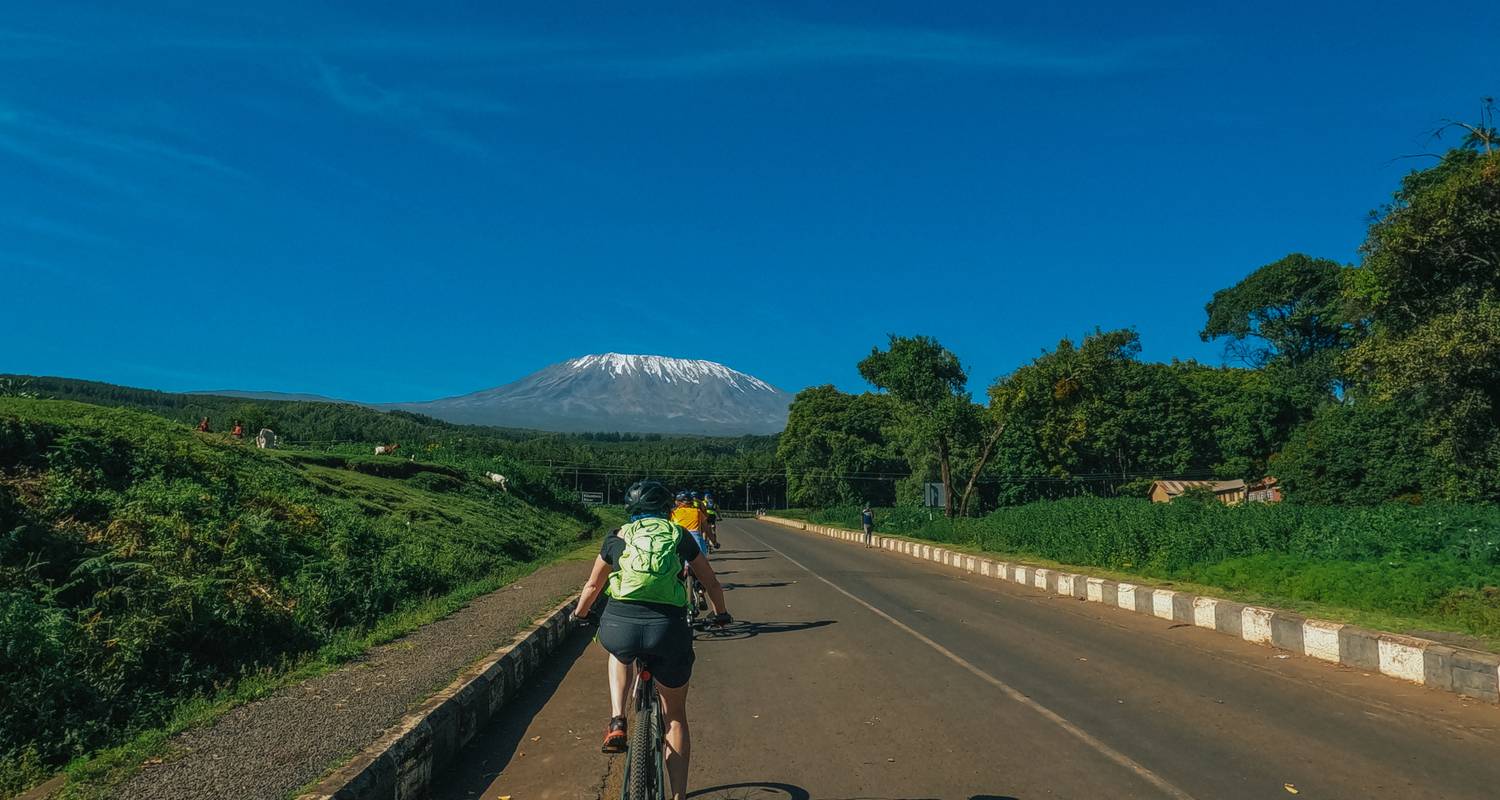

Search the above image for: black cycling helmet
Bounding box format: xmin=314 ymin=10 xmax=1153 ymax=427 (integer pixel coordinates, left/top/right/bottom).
xmin=674 ymin=491 xmax=690 ymax=502
xmin=625 ymin=480 xmax=674 ymax=516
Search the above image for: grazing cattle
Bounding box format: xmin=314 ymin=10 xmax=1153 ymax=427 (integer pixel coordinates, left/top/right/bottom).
xmin=255 ymin=429 xmax=277 ymax=449
xmin=485 ymin=472 xmax=509 ymax=492
xmin=375 ymin=443 xmax=400 ymax=456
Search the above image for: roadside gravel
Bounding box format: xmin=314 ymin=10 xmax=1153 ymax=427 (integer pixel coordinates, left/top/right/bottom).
xmin=112 ymin=559 xmax=592 ymax=800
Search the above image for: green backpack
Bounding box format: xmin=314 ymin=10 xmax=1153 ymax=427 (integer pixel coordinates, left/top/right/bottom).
xmin=607 ymin=517 xmax=688 ymax=607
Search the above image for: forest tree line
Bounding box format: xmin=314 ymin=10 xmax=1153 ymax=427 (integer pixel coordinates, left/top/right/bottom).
xmin=779 ymin=114 xmax=1500 ymax=513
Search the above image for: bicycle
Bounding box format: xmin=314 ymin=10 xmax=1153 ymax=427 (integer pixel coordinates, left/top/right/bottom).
xmin=622 ymin=659 xmax=667 ymax=800
xmin=683 ymin=570 xmax=710 ymax=628
xmin=620 ymin=613 xmax=732 ymax=800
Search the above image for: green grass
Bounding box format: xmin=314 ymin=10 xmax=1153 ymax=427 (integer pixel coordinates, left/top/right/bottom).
xmin=0 ymin=399 xmax=602 ymax=795
xmin=50 ymin=534 xmax=609 ymax=800
xmin=786 ymin=499 xmax=1500 ymax=651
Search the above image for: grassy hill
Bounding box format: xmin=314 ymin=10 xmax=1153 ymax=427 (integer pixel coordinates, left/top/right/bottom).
xmin=0 ymin=398 xmax=599 ymax=789
xmin=0 ymin=374 xmax=786 ymax=508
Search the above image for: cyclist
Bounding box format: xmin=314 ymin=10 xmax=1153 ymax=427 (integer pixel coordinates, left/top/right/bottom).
xmin=671 ymin=492 xmax=711 ymax=558
xmin=572 ymin=480 xmax=729 ymax=799
xmin=702 ymin=491 xmax=721 ymax=550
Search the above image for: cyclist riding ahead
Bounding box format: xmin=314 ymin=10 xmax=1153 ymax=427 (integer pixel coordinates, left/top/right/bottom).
xmin=701 ymin=491 xmax=721 ymax=550
xmin=572 ymin=480 xmax=729 ymax=799
xmin=671 ymin=492 xmax=711 ymax=560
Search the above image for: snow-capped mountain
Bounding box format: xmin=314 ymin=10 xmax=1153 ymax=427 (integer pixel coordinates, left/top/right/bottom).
xmin=386 ymin=354 xmax=793 ymax=435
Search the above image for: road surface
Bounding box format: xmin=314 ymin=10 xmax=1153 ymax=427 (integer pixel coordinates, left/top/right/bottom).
xmin=434 ymin=518 xmax=1500 ymax=799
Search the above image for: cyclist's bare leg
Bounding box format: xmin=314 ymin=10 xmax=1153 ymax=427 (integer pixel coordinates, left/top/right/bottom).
xmin=657 ymin=682 xmax=691 ymax=800
xmin=607 ymin=653 xmax=633 ymax=718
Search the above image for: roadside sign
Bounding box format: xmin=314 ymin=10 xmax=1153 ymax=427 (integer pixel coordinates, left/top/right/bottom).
xmin=923 ymin=482 xmax=946 ymax=508
xmin=579 ymin=491 xmax=605 ymax=506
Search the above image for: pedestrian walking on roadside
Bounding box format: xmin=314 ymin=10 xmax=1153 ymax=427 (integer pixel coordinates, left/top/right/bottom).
xmin=861 ymin=505 xmax=874 ymax=547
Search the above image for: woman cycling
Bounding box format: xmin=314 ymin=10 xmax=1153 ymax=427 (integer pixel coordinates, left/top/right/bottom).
xmin=572 ymin=480 xmax=730 ymax=800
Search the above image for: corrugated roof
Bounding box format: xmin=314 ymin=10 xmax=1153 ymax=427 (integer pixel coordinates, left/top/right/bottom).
xmin=1152 ymin=479 xmax=1245 ymax=496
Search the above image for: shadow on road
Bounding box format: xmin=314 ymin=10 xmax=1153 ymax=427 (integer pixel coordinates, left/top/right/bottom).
xmin=688 ymin=781 xmax=810 ymax=799
xmin=722 ymin=581 xmax=797 ymax=590
xmin=693 ymin=619 xmax=835 ymax=641
xmin=430 ymin=627 xmax=597 ymax=799
xmin=687 ymin=785 xmax=1012 ymax=800
xmin=711 ymin=555 xmax=767 ymax=562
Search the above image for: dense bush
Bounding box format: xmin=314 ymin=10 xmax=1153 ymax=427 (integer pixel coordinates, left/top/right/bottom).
xmin=0 ymin=399 xmax=597 ymax=786
xmin=794 ymin=499 xmax=1500 ymax=637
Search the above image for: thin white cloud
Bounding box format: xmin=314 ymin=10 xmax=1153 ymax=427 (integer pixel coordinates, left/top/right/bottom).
xmin=312 ymin=60 xmax=495 ymax=159
xmin=596 ymin=23 xmax=1189 ymax=78
xmin=0 ymin=101 xmax=246 ymax=190
xmin=5 ymin=13 xmax=1186 ymax=78
xmin=0 ymin=252 xmax=106 ymax=292
xmin=2 ymin=214 xmax=121 ymax=248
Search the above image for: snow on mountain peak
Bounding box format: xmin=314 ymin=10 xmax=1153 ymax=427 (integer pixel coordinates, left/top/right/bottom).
xmin=566 ymin=353 xmax=776 ymax=393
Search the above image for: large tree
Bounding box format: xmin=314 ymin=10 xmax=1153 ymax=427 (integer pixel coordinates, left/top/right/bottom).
xmin=777 ymin=386 xmax=901 ymax=507
xmin=1201 ymin=253 xmax=1355 ymax=412
xmin=858 ymin=335 xmax=970 ymax=517
xmin=1346 ymin=146 xmax=1500 ymax=500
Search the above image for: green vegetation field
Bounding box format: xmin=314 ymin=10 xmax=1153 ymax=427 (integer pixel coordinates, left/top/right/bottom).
xmin=786 ymin=500 xmax=1500 ymax=647
xmin=0 ymin=399 xmax=599 ymax=793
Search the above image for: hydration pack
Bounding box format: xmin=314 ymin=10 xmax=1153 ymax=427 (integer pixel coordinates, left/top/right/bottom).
xmin=607 ymin=517 xmax=688 ymax=607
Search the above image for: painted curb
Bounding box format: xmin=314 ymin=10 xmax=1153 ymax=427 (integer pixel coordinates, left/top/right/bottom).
xmin=761 ymin=516 xmax=1500 ymax=705
xmin=295 ymin=597 xmax=578 ymax=800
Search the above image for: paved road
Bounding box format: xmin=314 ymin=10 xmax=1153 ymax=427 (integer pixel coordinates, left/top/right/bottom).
xmin=435 ymin=519 xmax=1500 ymax=799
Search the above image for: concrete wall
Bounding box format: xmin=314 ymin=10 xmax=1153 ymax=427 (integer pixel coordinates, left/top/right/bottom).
xmin=296 ymin=599 xmax=577 ymax=800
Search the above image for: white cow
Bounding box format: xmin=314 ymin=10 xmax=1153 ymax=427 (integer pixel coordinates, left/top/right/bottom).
xmin=485 ymin=472 xmax=509 ymax=492
xmin=375 ymin=443 xmax=400 ymax=456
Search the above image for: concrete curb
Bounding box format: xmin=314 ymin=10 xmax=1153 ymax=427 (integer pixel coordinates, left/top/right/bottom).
xmin=761 ymin=516 xmax=1500 ymax=705
xmin=295 ymin=597 xmax=578 ymax=800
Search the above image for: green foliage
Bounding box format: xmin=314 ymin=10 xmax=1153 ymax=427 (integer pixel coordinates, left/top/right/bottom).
xmin=1343 ymin=149 xmax=1500 ymax=501
xmin=1273 ymin=399 xmax=1430 ymax=504
xmin=777 ymin=387 xmax=902 ymax=507
xmin=857 ymin=335 xmax=967 ymax=407
xmin=977 ymin=330 xmax=1297 ymax=507
xmin=858 ymin=335 xmax=972 ymax=515
xmin=1201 ymin=253 xmax=1356 ymax=411
xmin=0 ymin=399 xmax=597 ymax=784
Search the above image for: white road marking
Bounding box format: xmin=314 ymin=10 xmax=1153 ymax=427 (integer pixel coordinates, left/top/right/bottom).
xmin=736 ymin=521 xmax=1199 ymax=800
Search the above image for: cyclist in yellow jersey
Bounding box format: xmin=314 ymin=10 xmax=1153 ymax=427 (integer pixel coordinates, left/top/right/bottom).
xmin=671 ymin=493 xmax=710 ymax=556
xmin=688 ymin=492 xmax=716 ymax=550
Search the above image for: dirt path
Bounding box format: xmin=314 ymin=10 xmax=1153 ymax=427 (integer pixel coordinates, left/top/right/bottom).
xmin=113 ymin=558 xmax=592 ymax=800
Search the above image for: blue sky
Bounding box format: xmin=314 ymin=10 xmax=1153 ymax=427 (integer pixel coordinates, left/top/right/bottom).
xmin=4 ymin=2 xmax=1497 ymax=402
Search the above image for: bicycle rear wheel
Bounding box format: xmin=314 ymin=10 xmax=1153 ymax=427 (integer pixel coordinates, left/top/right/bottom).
xmin=625 ymin=683 xmax=658 ymax=799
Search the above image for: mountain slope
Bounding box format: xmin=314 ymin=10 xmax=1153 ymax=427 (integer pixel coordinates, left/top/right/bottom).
xmin=386 ymin=353 xmax=793 ymax=434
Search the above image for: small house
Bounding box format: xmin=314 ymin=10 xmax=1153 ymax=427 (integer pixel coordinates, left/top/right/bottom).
xmin=1246 ymin=476 xmax=1282 ymax=503
xmin=1148 ymin=479 xmax=1247 ymax=505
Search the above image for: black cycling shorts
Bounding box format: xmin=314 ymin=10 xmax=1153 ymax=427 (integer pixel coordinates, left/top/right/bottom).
xmin=597 ymin=605 xmax=695 ymax=689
